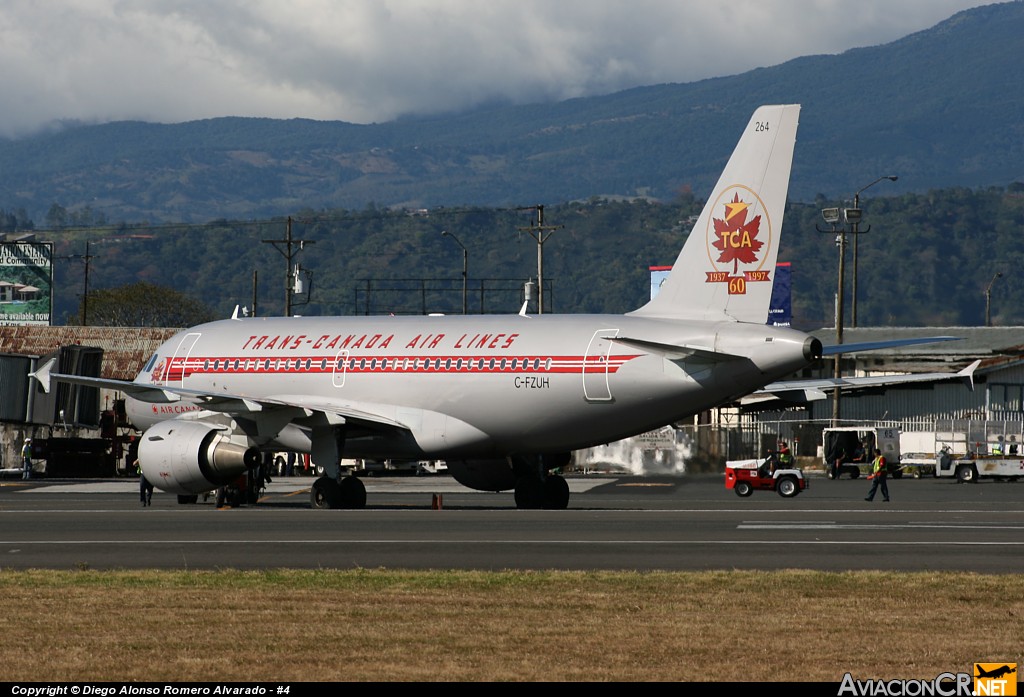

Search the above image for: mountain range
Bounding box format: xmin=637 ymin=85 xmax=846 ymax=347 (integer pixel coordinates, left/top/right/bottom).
xmin=1 ymin=2 xmax=1022 ymax=224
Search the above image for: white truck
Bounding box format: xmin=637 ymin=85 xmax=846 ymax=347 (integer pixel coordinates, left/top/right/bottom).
xmin=822 ymin=426 xmax=902 ymax=480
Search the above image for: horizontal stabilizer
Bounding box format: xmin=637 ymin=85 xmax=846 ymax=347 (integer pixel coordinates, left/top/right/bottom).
xmin=612 ymin=336 xmax=743 ymax=362
xmin=27 ymin=358 xmax=55 ymax=394
xmin=821 ymin=336 xmax=960 ymax=356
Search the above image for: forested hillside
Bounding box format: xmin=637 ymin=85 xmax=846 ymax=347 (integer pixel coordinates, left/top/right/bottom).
xmin=8 ymin=183 xmax=1024 ymax=329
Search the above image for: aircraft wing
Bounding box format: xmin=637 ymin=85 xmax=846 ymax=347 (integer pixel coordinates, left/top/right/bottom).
xmin=746 ymin=360 xmax=980 ymax=405
xmin=32 ymin=361 xmax=411 ymax=432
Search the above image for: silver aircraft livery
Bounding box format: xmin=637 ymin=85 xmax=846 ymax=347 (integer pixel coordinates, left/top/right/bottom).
xmin=34 ymin=104 xmax=967 ymax=509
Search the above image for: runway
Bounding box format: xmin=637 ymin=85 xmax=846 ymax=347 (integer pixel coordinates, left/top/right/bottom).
xmin=1 ymin=473 xmax=1022 ymax=572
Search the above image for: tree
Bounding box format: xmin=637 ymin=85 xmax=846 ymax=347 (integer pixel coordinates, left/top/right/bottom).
xmin=68 ymin=282 xmax=216 ymax=327
xmin=46 ymin=203 xmax=68 ymax=229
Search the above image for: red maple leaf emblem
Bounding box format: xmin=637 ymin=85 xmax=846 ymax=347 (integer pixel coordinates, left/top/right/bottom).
xmin=711 ymin=193 xmax=763 ymax=273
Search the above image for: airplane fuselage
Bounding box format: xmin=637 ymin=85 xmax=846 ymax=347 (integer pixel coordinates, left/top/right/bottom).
xmin=127 ymin=313 xmax=817 ymax=462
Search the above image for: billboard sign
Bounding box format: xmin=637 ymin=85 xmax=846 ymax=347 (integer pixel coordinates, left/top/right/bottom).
xmin=0 ymin=242 xmax=53 ymax=326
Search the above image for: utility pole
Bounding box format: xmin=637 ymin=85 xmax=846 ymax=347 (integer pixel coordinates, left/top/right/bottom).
xmin=517 ymin=205 xmax=562 ymax=314
xmin=58 ymin=241 xmax=97 ymax=326
xmin=262 ymin=216 xmax=314 ymax=317
xmin=986 ymin=272 xmax=1003 ymax=326
xmin=851 ymin=175 xmax=897 ymax=327
xmin=441 ymin=231 xmax=468 ymax=314
xmin=251 ymin=270 xmax=258 ymax=317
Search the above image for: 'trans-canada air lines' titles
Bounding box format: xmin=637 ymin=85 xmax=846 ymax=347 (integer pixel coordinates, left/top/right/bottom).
xmin=241 ymin=332 xmax=520 ymax=352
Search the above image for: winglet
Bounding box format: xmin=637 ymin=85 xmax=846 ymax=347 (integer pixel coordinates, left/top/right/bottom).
xmin=959 ymin=359 xmax=981 ymax=392
xmin=28 ymin=358 xmax=55 ymax=394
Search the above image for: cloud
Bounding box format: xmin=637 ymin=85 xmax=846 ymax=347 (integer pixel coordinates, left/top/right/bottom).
xmin=0 ymin=0 xmax=995 ymax=137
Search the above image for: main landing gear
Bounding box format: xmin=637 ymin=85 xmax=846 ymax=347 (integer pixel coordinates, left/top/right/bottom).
xmin=310 ymin=475 xmax=367 ymax=509
xmin=513 ymin=473 xmax=570 ymax=509
xmin=510 ymin=453 xmax=572 ymax=509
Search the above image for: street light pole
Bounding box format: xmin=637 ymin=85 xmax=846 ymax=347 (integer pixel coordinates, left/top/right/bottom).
xmin=986 ymin=272 xmax=1003 ymax=326
xmin=819 ymin=208 xmax=845 ymax=426
xmin=441 ymin=231 xmax=468 ymax=315
xmin=851 ymin=175 xmax=897 ymax=327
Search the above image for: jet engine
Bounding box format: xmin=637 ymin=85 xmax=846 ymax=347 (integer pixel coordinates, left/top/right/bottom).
xmin=138 ymin=420 xmax=261 ymax=495
xmin=446 ymin=458 xmax=517 ymax=492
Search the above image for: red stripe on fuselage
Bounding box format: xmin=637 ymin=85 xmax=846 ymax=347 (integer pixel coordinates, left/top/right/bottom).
xmin=156 ymin=354 xmax=640 ymax=381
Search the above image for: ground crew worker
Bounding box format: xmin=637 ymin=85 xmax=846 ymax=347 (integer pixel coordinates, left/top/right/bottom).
xmin=778 ymin=441 xmax=793 ymax=469
xmin=992 ymin=436 xmax=1004 ymax=455
xmin=864 ymin=448 xmax=890 ymax=502
xmin=21 ymin=438 xmax=33 ymax=480
xmin=137 ymin=459 xmax=153 ymax=506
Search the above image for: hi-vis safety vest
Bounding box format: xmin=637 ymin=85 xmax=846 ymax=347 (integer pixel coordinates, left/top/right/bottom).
xmin=872 ymin=456 xmax=886 ymax=476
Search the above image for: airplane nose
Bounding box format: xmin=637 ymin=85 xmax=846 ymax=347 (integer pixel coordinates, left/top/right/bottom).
xmin=804 ymin=337 xmax=823 ymax=361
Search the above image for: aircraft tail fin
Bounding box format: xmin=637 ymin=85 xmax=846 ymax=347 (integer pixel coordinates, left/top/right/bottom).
xmin=631 ymin=104 xmax=800 ymax=322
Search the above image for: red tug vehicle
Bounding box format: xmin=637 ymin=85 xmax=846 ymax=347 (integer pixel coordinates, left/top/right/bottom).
xmin=725 ymin=455 xmax=808 ymax=498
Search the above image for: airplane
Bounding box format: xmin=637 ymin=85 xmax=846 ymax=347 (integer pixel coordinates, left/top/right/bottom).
xmin=30 ymin=103 xmax=964 ymax=510
xmin=975 ymin=665 xmax=1016 ymax=679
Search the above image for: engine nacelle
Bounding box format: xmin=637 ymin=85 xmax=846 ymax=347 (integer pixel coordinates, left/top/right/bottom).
xmin=446 ymin=458 xmax=516 ymax=492
xmin=447 ymin=453 xmax=573 ymax=492
xmin=139 ymin=420 xmax=261 ymax=495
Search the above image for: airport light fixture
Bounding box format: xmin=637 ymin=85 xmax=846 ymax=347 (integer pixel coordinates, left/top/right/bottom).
xmin=818 ymin=175 xmax=897 ymax=425
xmin=818 ymin=207 xmax=848 ymax=425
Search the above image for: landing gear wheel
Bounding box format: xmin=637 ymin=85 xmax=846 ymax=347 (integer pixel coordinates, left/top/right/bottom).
xmin=514 ymin=476 xmax=544 ymax=509
xmin=955 ymin=464 xmax=978 ymax=484
xmin=338 ymin=476 xmax=367 ymax=509
xmin=310 ymin=477 xmax=341 ymax=509
xmin=734 ymin=481 xmax=753 ymax=497
xmin=776 ymin=476 xmax=800 ymax=498
xmin=543 ymin=474 xmax=570 ymax=509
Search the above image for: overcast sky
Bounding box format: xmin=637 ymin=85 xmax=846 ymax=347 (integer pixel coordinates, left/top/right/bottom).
xmin=0 ymin=0 xmax=999 ymax=138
